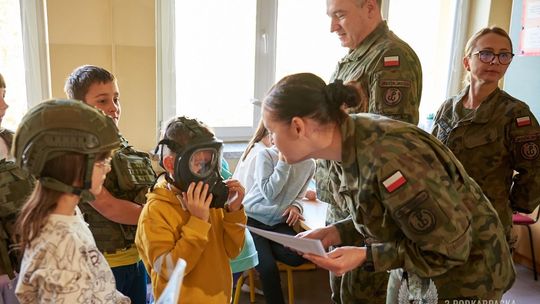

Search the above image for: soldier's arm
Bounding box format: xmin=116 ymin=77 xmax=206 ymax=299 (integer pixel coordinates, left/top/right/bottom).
xmin=372 ymin=154 xmax=472 ymax=276
xmin=368 ymin=48 xmax=422 ymax=125
xmin=333 ymin=217 xmax=364 ymax=246
xmin=90 ymin=187 xmax=142 ymax=225
xmin=508 ymin=108 xmax=540 ymax=213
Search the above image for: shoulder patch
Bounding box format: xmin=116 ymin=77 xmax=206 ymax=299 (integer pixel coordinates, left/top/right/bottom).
xmin=384 ymin=56 xmax=400 ymax=67
xmin=521 ymin=142 xmax=539 ymax=160
xmin=516 ymin=116 xmax=531 ymax=127
xmin=383 ymin=170 xmax=407 ymax=193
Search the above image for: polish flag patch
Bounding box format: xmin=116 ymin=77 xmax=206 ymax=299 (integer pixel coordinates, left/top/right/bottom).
xmin=516 ymin=116 xmax=531 ymax=127
xmin=383 ymin=171 xmax=407 ymax=193
xmin=384 ymin=56 xmax=400 ymax=67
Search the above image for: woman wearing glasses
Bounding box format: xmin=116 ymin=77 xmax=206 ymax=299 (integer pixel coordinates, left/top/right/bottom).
xmin=432 ymin=26 xmax=540 ymax=245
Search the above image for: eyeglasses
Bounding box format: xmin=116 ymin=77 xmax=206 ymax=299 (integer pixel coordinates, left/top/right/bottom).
xmin=95 ymin=157 xmax=112 ymax=168
xmin=472 ymin=50 xmax=514 ymax=65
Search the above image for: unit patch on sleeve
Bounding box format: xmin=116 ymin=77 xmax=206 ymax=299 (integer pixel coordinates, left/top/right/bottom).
xmin=384 ymin=88 xmax=402 ymax=106
xmin=383 ymin=170 xmax=407 ymax=193
xmin=521 ymin=142 xmax=539 ymax=160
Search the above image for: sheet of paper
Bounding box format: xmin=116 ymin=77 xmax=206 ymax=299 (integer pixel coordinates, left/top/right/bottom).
xmin=156 ymin=258 xmax=187 ymax=304
xmin=242 ymin=224 xmax=327 ymax=257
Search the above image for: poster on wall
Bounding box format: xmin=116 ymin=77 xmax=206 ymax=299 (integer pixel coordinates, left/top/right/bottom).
xmin=520 ymin=0 xmax=540 ymax=55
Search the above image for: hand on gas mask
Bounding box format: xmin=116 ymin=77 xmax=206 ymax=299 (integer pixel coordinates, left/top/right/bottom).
xmin=224 ymin=179 xmax=245 ymax=212
xmin=182 ymin=181 xmax=212 ymax=222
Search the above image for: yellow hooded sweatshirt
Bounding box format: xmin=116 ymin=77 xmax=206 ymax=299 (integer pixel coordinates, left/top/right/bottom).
xmin=135 ymin=180 xmax=246 ymax=303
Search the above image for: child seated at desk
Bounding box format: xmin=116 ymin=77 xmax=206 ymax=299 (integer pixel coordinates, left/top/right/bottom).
xmin=243 ymin=146 xmax=315 ymax=304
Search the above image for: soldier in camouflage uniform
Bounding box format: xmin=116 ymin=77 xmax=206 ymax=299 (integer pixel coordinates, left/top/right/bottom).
xmin=65 ymin=65 xmax=156 ymax=304
xmin=318 ymin=0 xmax=422 ymax=302
xmin=432 ymin=27 xmax=540 ymax=245
xmin=0 ymin=72 xmax=34 ymax=304
xmin=263 ymin=73 xmax=515 ymax=302
xmin=0 ymin=72 xmax=13 ymax=160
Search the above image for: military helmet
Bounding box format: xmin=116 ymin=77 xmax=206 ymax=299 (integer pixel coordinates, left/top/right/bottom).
xmin=13 ymin=99 xmax=120 ymax=176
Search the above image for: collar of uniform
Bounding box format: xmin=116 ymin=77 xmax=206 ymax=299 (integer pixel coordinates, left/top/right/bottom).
xmin=340 ymin=21 xmax=389 ymax=63
xmin=335 ymin=116 xmax=360 ymax=192
xmin=451 ymin=85 xmax=500 ymax=124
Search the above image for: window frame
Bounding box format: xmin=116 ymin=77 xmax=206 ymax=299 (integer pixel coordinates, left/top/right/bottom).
xmin=157 ymin=0 xmax=469 ymax=141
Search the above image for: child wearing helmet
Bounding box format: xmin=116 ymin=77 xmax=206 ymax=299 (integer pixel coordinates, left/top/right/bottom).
xmin=12 ymin=99 xmax=130 ymax=303
xmin=135 ymin=116 xmax=246 ymax=303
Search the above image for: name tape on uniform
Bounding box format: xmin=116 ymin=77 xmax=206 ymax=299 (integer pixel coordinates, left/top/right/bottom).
xmin=383 ymin=170 xmax=407 ymax=193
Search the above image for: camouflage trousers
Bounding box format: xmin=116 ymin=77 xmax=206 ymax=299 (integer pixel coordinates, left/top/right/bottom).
xmin=331 ymin=266 xmax=389 ymax=304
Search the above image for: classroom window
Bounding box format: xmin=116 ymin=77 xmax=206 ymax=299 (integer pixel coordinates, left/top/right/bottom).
xmin=0 ymin=0 xmax=28 ymax=130
xmin=387 ymin=0 xmax=467 ymax=125
xmin=159 ymin=0 xmax=468 ymax=139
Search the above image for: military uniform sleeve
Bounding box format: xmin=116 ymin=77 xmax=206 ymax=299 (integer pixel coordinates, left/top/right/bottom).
xmin=368 ymin=47 xmax=422 ymax=125
xmin=333 ymin=217 xmax=365 ymax=246
xmin=371 ymin=152 xmax=472 ymax=277
xmin=222 ymin=207 xmax=247 ymax=259
xmin=508 ymin=108 xmax=540 ymax=213
xmin=135 ymin=203 xmax=211 ymax=278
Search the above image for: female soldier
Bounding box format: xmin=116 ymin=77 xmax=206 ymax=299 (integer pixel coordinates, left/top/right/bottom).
xmin=261 ymin=73 xmax=515 ymax=302
xmin=432 ymin=27 xmax=540 ymax=243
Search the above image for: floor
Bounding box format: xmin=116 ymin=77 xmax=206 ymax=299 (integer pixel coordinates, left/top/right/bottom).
xmin=237 ymin=263 xmax=540 ymax=304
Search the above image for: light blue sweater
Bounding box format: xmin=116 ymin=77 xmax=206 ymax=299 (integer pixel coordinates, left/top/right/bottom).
xmin=243 ymin=147 xmax=315 ymax=226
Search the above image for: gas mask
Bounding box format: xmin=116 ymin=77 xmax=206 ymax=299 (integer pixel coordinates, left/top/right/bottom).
xmin=157 ymin=138 xmax=229 ymax=208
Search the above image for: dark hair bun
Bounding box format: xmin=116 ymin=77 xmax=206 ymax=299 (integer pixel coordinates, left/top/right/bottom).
xmin=324 ymin=80 xmax=359 ymax=109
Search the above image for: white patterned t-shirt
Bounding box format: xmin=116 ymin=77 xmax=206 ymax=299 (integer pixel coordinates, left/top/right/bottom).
xmin=15 ymin=213 xmax=130 ymax=303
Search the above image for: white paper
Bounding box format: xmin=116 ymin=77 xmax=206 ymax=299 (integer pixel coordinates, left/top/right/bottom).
xmin=156 ymin=258 xmax=187 ymax=304
xmin=242 ymin=224 xmax=327 ymax=257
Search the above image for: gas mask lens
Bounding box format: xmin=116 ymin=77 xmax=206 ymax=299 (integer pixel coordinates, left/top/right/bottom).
xmin=189 ymin=148 xmax=217 ymax=178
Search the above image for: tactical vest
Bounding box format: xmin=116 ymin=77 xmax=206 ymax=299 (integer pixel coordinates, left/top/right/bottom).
xmin=79 ymin=139 xmax=156 ymax=253
xmin=0 ymin=159 xmax=35 ymax=278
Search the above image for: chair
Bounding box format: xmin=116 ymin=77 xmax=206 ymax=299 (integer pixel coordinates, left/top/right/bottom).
xmin=513 ymin=210 xmax=540 ymax=281
xmin=277 ymin=262 xmax=317 ymax=304
xmin=232 ymin=269 xmax=256 ymax=304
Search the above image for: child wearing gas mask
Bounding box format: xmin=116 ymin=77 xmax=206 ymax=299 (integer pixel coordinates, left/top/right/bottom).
xmin=135 ymin=116 xmax=246 ymax=303
xmin=242 ymin=146 xmax=315 ymax=304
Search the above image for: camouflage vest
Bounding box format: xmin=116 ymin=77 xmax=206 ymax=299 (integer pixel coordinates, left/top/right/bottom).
xmin=0 ymin=159 xmax=35 ymax=278
xmin=79 ymin=139 xmax=156 ymax=253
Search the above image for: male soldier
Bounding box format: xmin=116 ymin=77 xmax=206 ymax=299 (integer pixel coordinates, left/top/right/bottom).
xmin=316 ymin=0 xmax=423 ymax=303
xmin=65 ymin=65 xmax=156 ymax=304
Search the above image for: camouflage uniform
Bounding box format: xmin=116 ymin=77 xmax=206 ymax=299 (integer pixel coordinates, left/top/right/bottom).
xmin=432 ymin=87 xmax=540 ymax=240
xmin=316 ymin=21 xmax=422 ymax=303
xmin=331 ymin=114 xmax=515 ymax=302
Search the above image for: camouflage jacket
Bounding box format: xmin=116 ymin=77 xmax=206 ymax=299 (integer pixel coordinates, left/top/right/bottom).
xmin=330 ymin=114 xmax=515 ymax=299
xmin=79 ymin=138 xmax=156 ymax=253
xmin=432 ymin=87 xmax=540 ymax=230
xmin=318 ymin=21 xmax=423 ymax=223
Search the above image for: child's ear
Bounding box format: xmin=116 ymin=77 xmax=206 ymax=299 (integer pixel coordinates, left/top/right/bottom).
xmin=162 ymin=155 xmax=175 ymax=173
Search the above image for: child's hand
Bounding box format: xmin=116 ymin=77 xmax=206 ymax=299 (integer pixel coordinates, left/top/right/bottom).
xmin=182 ymin=181 xmax=212 ymax=221
xmin=282 ymin=205 xmax=304 ymax=226
xmin=225 ymin=179 xmax=245 ymax=212
xmin=304 ymin=189 xmax=317 ymax=201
